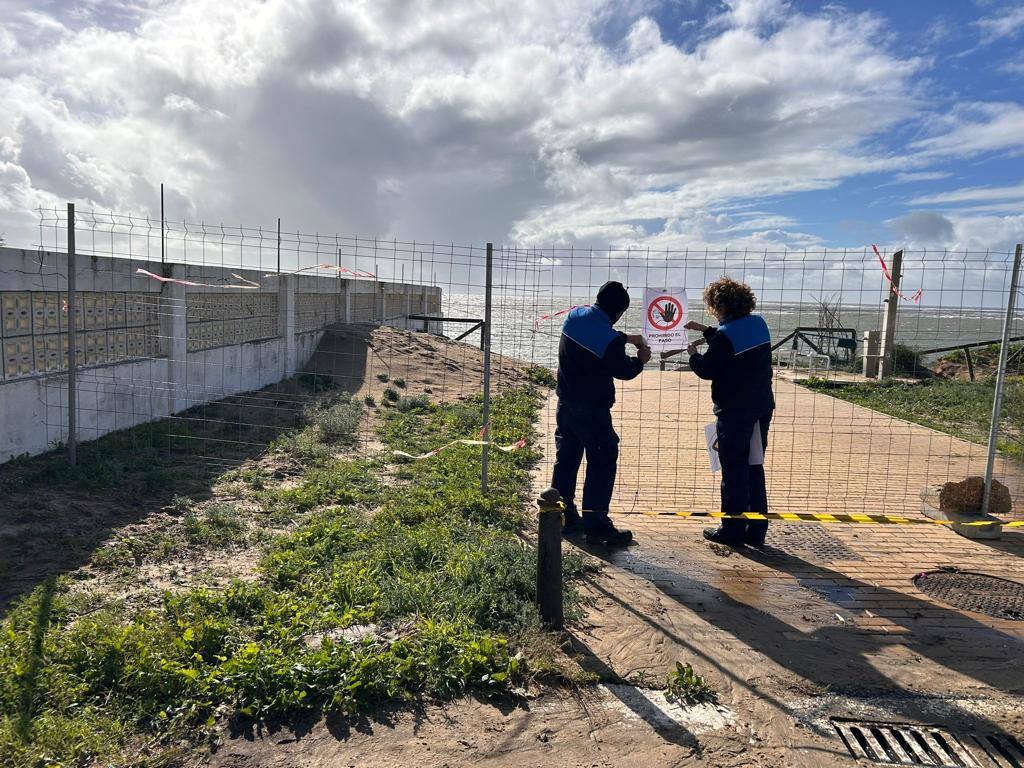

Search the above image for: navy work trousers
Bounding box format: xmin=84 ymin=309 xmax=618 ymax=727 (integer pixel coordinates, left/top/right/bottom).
xmin=716 ymin=410 xmax=773 ymax=541
xmin=550 ymin=400 xmax=618 ymax=533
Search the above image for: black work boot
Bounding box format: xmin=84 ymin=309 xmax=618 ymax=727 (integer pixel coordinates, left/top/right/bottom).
xmin=586 ymin=524 xmax=633 ymax=547
xmin=703 ymin=527 xmax=743 ymax=547
xmin=744 ymin=522 xmax=769 ymax=548
xmin=562 ymin=508 xmax=584 ymax=538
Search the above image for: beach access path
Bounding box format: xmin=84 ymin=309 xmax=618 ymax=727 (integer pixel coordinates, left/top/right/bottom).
xmin=526 ymin=371 xmax=1024 ymax=766
xmin=536 ymin=371 xmax=1024 ymax=517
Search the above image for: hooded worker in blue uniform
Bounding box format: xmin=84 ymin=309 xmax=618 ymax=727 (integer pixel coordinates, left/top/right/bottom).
xmin=551 ymin=281 xmax=651 ymax=546
xmin=686 ymin=277 xmax=775 ymax=547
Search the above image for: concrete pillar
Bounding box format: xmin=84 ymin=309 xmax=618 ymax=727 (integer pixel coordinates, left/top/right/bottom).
xmin=160 ymin=270 xmax=187 ymax=413
xmin=278 ymin=275 xmax=297 ymax=377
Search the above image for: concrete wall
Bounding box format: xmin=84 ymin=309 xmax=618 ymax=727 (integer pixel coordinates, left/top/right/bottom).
xmin=0 ymin=247 xmax=442 ymax=462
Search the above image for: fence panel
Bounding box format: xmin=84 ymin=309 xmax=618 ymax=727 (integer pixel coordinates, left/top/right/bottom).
xmin=2 ymin=207 xmax=1020 ymax=520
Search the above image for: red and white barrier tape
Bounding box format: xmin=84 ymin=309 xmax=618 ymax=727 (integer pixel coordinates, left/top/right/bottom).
xmin=533 ymin=304 xmax=586 ymax=331
xmin=872 ymin=245 xmax=922 ymax=303
xmin=393 ymin=437 xmax=528 ymax=460
xmin=136 ymin=268 xmax=260 ymax=289
xmin=267 ymin=263 xmax=376 ymax=279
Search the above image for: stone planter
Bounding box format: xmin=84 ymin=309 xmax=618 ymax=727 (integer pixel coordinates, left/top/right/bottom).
xmin=921 ymin=486 xmax=1002 ymax=540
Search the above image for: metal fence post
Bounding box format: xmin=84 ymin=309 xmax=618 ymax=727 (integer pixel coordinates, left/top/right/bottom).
xmin=160 ymin=184 xmax=165 ymax=265
xmin=276 ymin=218 xmax=281 ymax=274
xmin=982 ymin=243 xmax=1023 ymax=514
xmin=481 ymin=242 xmax=493 ymax=495
xmin=66 ymin=203 xmax=77 ymax=467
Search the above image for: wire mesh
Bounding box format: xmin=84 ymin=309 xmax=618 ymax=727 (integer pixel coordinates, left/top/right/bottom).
xmin=2 ymin=207 xmax=1021 ymax=519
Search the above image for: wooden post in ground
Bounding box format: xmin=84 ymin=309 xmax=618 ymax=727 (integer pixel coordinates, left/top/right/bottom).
xmin=878 ymin=249 xmax=903 ymax=379
xmin=536 ymin=487 xmax=564 ymax=630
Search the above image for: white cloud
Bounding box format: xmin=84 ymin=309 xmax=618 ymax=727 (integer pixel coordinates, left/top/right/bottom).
xmin=0 ymin=0 xmax=1018 ymax=253
xmin=910 ymin=183 xmax=1024 ymax=206
xmin=975 ymin=5 xmax=1024 ymax=43
xmin=892 ymin=171 xmax=952 ymax=183
xmin=910 ymin=102 xmax=1024 ymax=159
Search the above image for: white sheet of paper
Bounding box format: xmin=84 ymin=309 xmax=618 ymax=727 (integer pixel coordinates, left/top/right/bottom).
xmin=705 ymin=421 xmax=764 ymax=473
xmin=704 ymin=422 xmax=720 ymax=473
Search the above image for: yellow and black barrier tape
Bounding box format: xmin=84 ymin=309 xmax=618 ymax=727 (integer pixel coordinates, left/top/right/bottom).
xmin=627 ymin=510 xmax=1024 ymax=527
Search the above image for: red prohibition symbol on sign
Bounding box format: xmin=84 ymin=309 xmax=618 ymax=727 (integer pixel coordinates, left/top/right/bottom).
xmin=647 ymin=295 xmax=683 ymax=331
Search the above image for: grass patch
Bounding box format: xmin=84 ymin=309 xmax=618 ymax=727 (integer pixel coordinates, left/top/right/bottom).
xmin=92 ymin=530 xmax=179 ymax=570
xmin=309 ymin=398 xmax=363 ymax=445
xmin=803 ymin=377 xmax=1024 ymax=460
xmin=525 ymin=365 xmax=557 ymax=389
xmin=1 ymin=385 xmax=578 ymax=766
xmin=183 ymin=503 xmax=247 ymax=548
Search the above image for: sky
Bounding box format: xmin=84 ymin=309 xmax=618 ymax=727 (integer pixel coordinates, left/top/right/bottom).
xmin=0 ymin=0 xmax=1022 ymax=254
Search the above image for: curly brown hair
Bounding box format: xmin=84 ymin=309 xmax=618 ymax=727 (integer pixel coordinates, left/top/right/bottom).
xmin=703 ymin=277 xmax=757 ymax=321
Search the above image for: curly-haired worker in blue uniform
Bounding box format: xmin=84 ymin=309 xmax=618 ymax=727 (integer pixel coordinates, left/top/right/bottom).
xmin=551 ymin=281 xmax=652 ymax=547
xmin=685 ymin=278 xmax=775 ymax=547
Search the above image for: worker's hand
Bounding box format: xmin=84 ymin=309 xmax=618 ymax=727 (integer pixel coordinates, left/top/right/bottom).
xmin=684 ymin=321 xmax=709 ymax=332
xmin=687 ymin=342 xmax=700 ymax=356
xmin=638 ymin=345 xmax=652 ymax=364
xmin=625 ymin=333 xmax=647 ymax=348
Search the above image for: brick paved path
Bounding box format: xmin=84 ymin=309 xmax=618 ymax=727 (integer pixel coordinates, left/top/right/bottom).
xmin=537 ymin=371 xmax=1024 ymax=517
xmin=534 ymin=373 xmax=1024 ymax=765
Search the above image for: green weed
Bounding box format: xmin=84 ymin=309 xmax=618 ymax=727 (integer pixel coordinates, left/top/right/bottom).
xmin=525 ymin=365 xmax=557 ymax=389
xmin=665 ymin=661 xmax=716 ymax=705
xmin=183 ymin=503 xmax=247 ymax=548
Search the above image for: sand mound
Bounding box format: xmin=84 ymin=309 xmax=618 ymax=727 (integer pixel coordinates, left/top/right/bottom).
xmin=303 ymin=323 xmax=534 ymax=403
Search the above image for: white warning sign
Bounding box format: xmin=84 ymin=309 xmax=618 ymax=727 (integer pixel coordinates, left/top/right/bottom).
xmin=642 ymin=287 xmax=688 ymax=350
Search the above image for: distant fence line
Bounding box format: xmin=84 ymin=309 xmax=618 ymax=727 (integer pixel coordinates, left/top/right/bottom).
xmin=1 ymin=205 xmax=1021 ymax=519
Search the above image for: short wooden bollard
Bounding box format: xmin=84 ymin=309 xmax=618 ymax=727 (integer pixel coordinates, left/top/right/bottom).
xmin=536 ymin=487 xmax=564 ymax=630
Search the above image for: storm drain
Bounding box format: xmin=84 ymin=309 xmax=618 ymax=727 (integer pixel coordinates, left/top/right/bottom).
xmin=913 ymin=570 xmax=1024 ymax=621
xmin=763 ymin=523 xmax=864 ymax=562
xmin=832 ymin=720 xmax=1024 ymax=767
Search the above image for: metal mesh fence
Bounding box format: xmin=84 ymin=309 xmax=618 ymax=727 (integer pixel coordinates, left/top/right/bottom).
xmin=1 ymin=206 xmax=1020 ymax=519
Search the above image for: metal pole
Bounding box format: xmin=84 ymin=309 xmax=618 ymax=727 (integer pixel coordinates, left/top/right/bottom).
xmin=982 ymin=243 xmax=1023 ymax=514
xmin=878 ymin=249 xmax=903 ymax=379
xmin=160 ymin=183 xmax=165 ymax=265
xmin=276 ymin=218 xmax=281 ymax=274
xmin=66 ymin=203 xmax=77 ymax=467
xmin=481 ymin=242 xmax=493 ymax=494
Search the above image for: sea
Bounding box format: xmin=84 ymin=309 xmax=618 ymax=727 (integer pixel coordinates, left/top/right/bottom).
xmin=441 ymin=294 xmax=1017 ymax=370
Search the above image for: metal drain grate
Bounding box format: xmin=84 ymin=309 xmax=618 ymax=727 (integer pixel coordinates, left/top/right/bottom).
xmin=914 ymin=570 xmax=1024 ymax=621
xmin=763 ymin=523 xmax=864 ymax=561
xmin=833 ymin=720 xmax=1024 ymax=767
